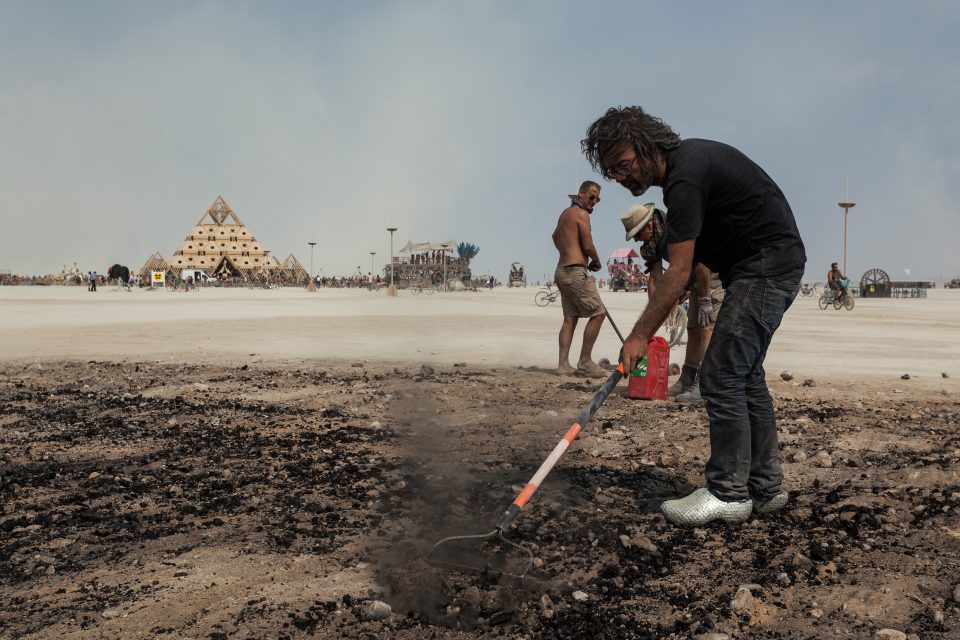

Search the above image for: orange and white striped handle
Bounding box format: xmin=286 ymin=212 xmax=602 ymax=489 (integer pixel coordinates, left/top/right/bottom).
xmin=497 ymin=364 xmax=624 ymax=531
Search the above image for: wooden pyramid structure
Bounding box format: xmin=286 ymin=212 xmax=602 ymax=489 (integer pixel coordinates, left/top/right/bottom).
xmin=278 ymin=254 xmax=309 ymax=282
xmin=139 ymin=251 xmax=174 ymax=278
xmin=169 ymin=196 xmax=275 ymax=276
xmin=58 ymin=262 xmax=83 ymax=279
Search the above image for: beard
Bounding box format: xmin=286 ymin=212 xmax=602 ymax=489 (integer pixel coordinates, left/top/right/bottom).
xmin=629 ymin=179 xmax=654 ymax=197
xmin=619 ymin=175 xmax=654 ymax=197
xmin=619 ymin=159 xmax=658 ymax=196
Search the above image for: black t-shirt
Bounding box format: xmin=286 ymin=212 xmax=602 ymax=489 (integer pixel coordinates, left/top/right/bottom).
xmin=663 ymin=139 xmax=806 ymax=286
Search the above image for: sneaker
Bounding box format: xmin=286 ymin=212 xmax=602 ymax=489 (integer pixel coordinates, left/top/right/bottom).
xmin=667 ymin=379 xmax=692 ymax=396
xmin=675 ymin=386 xmax=703 ymax=403
xmin=660 ymin=488 xmax=752 ymax=526
xmin=752 ymin=490 xmax=789 ymax=515
xmin=668 ymin=364 xmax=698 ymax=397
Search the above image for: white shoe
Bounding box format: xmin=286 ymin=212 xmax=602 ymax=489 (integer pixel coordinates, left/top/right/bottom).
xmin=661 ymin=488 xmax=752 ymax=526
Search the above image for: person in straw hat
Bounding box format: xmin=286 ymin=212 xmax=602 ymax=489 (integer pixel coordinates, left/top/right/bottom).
xmin=620 ymin=203 xmax=725 ymax=403
xmin=550 ymin=180 xmax=608 ymax=378
xmin=582 ymin=105 xmax=806 ymax=526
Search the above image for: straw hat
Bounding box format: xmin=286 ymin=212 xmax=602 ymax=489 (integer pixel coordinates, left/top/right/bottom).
xmin=620 ymin=203 xmax=656 ymax=241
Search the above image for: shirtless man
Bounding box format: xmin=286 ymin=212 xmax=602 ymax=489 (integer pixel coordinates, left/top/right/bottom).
xmin=551 ymin=181 xmax=607 ymax=377
xmin=827 ymin=262 xmax=846 ymax=301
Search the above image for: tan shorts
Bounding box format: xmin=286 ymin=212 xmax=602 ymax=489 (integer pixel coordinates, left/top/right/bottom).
xmin=687 ymin=281 xmax=725 ymax=329
xmin=555 ymin=267 xmax=606 ymax=318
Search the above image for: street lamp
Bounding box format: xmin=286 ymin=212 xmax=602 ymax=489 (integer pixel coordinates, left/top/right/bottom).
xmin=441 ymin=242 xmax=450 ymax=292
xmin=369 ymin=251 xmax=376 ymax=291
xmin=307 ymin=241 xmax=317 ymax=291
xmin=386 ymin=227 xmax=397 ymax=297
xmin=837 ymin=178 xmax=855 ymax=277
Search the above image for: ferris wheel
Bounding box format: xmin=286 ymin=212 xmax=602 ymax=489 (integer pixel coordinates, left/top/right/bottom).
xmin=859 ymin=268 xmax=891 ymax=296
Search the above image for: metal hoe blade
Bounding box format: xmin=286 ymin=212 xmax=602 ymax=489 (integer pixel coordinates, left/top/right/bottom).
xmin=424 ymin=528 xmax=534 ymax=579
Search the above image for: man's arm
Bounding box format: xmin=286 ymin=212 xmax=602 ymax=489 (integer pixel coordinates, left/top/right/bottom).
xmin=621 ymin=239 xmax=695 ymax=370
xmin=576 ymin=213 xmax=602 ymax=270
xmin=695 ymin=263 xmax=711 ymax=297
xmin=694 ymin=263 xmax=715 ymax=327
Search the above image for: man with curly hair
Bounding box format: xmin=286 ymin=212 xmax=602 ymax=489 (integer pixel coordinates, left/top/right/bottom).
xmin=582 ymin=106 xmax=806 ymax=526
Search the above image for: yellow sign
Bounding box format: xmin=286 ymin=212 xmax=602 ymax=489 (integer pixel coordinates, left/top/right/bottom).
xmin=151 ymin=271 xmax=165 ymax=286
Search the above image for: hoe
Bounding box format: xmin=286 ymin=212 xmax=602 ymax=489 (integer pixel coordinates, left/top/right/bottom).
xmin=424 ymin=362 xmax=626 ymax=579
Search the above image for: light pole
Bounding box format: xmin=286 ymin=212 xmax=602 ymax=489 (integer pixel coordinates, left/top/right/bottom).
xmin=442 ymin=242 xmax=449 ymax=292
xmin=386 ymin=227 xmax=397 ymax=296
xmin=307 ymin=241 xmax=317 ymax=291
xmin=369 ymin=251 xmax=376 ymax=291
xmin=837 ymin=178 xmax=855 ymax=278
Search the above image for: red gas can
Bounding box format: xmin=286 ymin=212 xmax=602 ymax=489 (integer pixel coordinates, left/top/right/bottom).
xmin=626 ymin=336 xmax=670 ymax=400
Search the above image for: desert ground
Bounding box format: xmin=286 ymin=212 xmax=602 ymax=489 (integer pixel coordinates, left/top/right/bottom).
xmin=1 ymin=285 xmax=958 ymax=639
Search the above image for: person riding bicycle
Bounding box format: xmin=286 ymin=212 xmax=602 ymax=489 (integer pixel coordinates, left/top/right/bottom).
xmin=827 ymin=262 xmax=847 ymax=301
xmin=622 ymin=202 xmax=724 ymax=403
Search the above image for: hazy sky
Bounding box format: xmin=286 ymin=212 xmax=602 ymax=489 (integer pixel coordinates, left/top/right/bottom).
xmin=1 ymin=1 xmax=958 ymax=282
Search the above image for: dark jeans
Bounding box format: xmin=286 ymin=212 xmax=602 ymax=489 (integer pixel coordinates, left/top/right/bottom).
xmin=699 ymin=273 xmax=800 ymax=502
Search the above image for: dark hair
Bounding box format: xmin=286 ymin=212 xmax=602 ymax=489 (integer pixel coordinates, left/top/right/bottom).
xmin=581 ymin=106 xmax=681 ymax=177
xmin=579 ymin=180 xmax=600 ymax=194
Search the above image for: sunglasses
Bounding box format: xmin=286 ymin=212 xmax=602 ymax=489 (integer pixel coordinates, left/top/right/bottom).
xmin=587 ymin=194 xmax=601 ymax=203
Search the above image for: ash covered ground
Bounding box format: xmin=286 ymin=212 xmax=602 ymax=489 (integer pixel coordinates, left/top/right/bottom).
xmin=1 ymin=360 xmax=958 ymax=639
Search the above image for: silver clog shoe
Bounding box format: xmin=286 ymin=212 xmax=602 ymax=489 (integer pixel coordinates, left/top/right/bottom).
xmin=752 ymin=490 xmax=789 ymax=515
xmin=661 ymin=487 xmax=752 ymax=525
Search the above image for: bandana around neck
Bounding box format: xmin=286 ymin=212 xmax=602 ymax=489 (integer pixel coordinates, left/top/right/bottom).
xmin=571 ymin=199 xmax=593 ymax=214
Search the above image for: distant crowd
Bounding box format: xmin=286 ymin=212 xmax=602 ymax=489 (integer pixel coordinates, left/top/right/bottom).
xmin=408 ymin=250 xmax=452 ymax=266
xmin=313 ymin=273 xmax=384 ymax=289
xmin=0 ymin=271 xmax=309 ymax=289
xmin=0 ymin=273 xmax=72 ymax=286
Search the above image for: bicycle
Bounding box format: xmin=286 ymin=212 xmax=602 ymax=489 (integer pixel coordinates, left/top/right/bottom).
xmin=661 ymin=304 xmax=687 ymax=347
xmin=834 ymin=287 xmax=854 ymax=310
xmin=799 ymin=282 xmax=818 ymax=297
xmin=818 ymin=282 xmax=854 ymax=311
xmin=534 ymin=284 xmax=560 ymax=307
xmin=411 ymin=281 xmax=435 ymax=295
